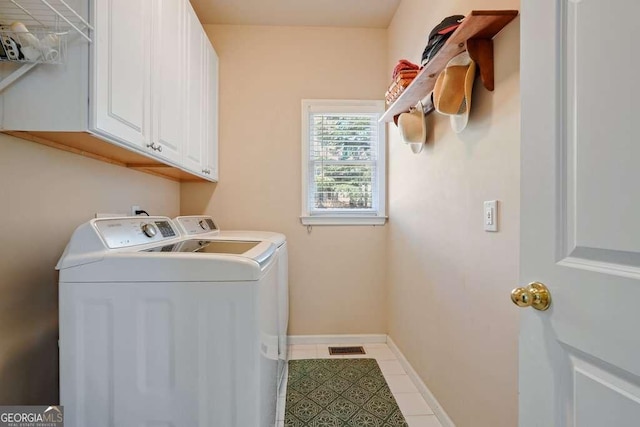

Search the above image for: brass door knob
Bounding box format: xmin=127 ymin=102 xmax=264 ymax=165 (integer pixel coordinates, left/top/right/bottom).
xmin=511 ymin=282 xmax=551 ymax=311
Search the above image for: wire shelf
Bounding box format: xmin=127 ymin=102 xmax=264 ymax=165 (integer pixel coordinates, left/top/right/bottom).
xmin=0 ymin=0 xmax=91 ymax=64
xmin=0 ymin=27 xmax=66 ymax=64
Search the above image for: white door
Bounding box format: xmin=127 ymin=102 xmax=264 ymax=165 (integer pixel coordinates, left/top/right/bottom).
xmin=150 ymin=0 xmax=184 ymax=163
xmin=204 ymin=42 xmax=219 ymax=180
xmin=183 ymin=4 xmax=206 ymax=174
xmin=520 ymin=0 xmax=640 ymax=426
xmin=92 ymin=0 xmax=150 ymax=149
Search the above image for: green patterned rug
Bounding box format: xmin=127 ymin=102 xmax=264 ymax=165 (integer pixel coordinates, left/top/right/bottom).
xmin=285 ymin=358 xmax=408 ymax=427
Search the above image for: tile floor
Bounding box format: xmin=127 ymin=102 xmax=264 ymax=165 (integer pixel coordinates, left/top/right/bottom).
xmin=277 ymin=342 xmax=442 ymax=427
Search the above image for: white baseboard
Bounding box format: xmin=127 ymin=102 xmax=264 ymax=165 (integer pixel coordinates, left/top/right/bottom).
xmin=287 ymin=334 xmax=387 ymax=345
xmin=387 ymin=336 xmax=456 ymax=427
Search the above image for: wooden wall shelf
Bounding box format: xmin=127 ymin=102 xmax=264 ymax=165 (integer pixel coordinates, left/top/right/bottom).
xmin=380 ymin=10 xmax=518 ymax=123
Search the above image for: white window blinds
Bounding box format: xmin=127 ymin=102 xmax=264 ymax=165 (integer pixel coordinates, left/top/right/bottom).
xmin=301 ymin=100 xmax=386 ymax=225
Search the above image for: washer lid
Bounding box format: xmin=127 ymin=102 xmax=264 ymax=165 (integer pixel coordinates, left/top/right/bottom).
xmin=219 ymin=231 xmax=286 ymax=247
xmin=173 ymin=216 xmax=287 ymax=246
xmin=144 ymin=239 xmax=276 ymax=269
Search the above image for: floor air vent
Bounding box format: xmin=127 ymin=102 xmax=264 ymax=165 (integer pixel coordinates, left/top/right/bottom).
xmin=328 ymin=346 xmax=366 ymax=355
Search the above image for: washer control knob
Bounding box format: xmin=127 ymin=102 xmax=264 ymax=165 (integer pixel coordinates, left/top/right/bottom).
xmin=141 ymin=223 xmax=157 ymax=238
xmin=198 ymin=219 xmax=208 ymax=230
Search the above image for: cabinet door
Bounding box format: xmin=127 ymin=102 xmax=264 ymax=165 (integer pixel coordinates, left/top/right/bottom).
xmin=204 ymin=43 xmax=219 ymax=181
xmin=150 ymin=0 xmax=183 ymax=163
xmin=182 ymin=4 xmax=206 ymax=173
xmin=92 ymin=0 xmax=150 ymax=149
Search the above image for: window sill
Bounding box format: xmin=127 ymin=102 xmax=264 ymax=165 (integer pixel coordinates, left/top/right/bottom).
xmin=300 ymin=216 xmax=387 ymax=226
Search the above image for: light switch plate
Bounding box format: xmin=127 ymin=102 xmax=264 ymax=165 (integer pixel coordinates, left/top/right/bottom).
xmin=484 ymin=200 xmax=498 ymax=232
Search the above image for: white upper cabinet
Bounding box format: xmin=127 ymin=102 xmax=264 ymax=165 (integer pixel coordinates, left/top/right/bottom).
xmin=183 ymin=3 xmax=206 ymax=174
xmin=0 ymin=0 xmax=217 ymax=182
xmin=149 ymin=0 xmax=184 ymax=164
xmin=182 ymin=4 xmax=219 ymax=179
xmin=93 ymin=0 xmax=184 ymax=163
xmin=204 ymin=42 xmax=219 ymax=180
xmin=92 ymin=0 xmax=151 ymax=149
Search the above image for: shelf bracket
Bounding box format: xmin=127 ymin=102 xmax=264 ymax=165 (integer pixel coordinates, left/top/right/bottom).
xmin=0 ymin=63 xmax=39 ymax=93
xmin=466 ymin=38 xmax=495 ymax=91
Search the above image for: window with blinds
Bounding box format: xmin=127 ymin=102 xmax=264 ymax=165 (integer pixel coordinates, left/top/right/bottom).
xmin=301 ymin=100 xmax=386 ymax=225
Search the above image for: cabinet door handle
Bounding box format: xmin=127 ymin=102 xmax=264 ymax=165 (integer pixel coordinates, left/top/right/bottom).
xmin=146 ymin=142 xmax=162 ymax=152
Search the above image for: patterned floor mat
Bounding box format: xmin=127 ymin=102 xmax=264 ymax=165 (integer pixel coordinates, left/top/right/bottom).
xmin=285 ymin=358 xmax=408 ymax=427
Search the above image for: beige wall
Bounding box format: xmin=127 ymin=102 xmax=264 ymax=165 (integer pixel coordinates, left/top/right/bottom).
xmin=181 ymin=25 xmax=389 ymax=334
xmin=386 ymin=1 xmax=520 ymax=426
xmin=0 ymin=133 xmax=180 ymax=404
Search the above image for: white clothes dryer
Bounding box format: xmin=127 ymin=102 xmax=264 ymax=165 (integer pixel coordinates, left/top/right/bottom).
xmin=173 ymin=216 xmax=289 ymax=389
xmin=57 ymin=216 xmax=279 ymax=427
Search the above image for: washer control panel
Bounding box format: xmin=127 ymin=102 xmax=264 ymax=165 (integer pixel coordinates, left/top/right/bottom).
xmin=174 ymin=216 xmax=219 ymax=236
xmin=94 ymin=217 xmax=179 ymax=248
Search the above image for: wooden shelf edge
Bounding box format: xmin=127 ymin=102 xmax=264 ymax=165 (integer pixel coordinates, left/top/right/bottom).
xmin=380 ymin=9 xmax=519 ymax=122
xmin=2 ymin=130 xmax=213 ymax=183
xmin=469 ymin=10 xmax=519 ymax=16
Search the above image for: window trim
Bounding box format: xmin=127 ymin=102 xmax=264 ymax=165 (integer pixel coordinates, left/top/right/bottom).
xmin=300 ymin=99 xmax=387 ymax=226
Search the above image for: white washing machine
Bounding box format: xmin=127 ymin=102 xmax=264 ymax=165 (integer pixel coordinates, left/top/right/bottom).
xmin=57 ymin=216 xmax=280 ymax=427
xmin=173 ymin=216 xmax=289 ymax=389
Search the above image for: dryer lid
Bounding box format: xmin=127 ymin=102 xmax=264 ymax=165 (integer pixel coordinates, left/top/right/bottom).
xmin=143 ymin=239 xmax=277 ymax=269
